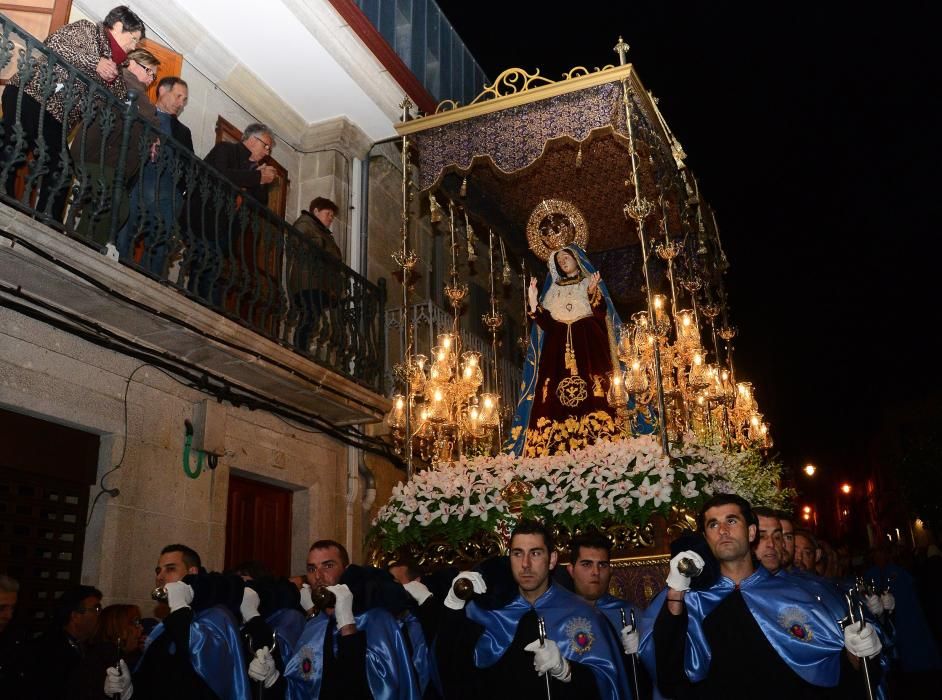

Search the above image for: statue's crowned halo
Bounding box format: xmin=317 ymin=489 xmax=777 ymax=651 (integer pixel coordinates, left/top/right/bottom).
xmin=526 ymin=199 xmax=588 ymax=262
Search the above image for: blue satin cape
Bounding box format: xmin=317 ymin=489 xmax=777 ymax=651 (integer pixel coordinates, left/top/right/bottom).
xmin=142 ymin=605 xmax=250 ymax=700
xmin=267 ymin=607 xmax=306 ymax=670
xmin=638 ymin=567 xmax=846 ymax=687
xmin=466 ymin=583 xmax=631 ymax=700
xmin=284 ymin=609 xmax=420 ymax=700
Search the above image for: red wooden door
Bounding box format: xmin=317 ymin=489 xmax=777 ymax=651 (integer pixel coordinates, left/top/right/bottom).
xmin=225 ymin=475 xmax=292 ymax=577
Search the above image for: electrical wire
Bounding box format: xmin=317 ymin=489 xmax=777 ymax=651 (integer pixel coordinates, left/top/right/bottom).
xmin=0 ymin=286 xmax=402 ymax=466
xmin=0 ymin=228 xmax=383 ymax=414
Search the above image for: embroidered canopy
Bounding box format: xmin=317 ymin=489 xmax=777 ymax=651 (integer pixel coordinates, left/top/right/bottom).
xmin=395 ymin=65 xmax=718 ymax=311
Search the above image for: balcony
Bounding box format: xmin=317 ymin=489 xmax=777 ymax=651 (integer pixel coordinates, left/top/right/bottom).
xmin=0 ymin=14 xmax=387 ymax=426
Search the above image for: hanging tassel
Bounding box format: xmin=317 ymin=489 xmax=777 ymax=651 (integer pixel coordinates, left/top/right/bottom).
xmin=459 ymin=176 xmax=468 ymax=198
xmin=575 ymin=144 xmax=583 ymax=168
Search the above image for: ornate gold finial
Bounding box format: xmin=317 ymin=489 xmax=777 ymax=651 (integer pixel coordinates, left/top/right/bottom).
xmin=399 ymin=97 xmax=413 ymax=122
xmin=613 ymin=36 xmax=630 ymax=66
xmin=501 ymin=477 xmax=530 ymax=514
xmin=526 ymin=199 xmax=588 ymax=261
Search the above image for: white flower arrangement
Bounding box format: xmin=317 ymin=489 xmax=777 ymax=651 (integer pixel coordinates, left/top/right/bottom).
xmin=370 ymin=435 xmax=792 ymax=552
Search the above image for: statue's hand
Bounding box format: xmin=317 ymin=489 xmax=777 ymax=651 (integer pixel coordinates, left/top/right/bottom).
xmin=587 ymin=271 xmax=601 ymax=297
xmin=528 ymin=278 xmax=539 ymax=312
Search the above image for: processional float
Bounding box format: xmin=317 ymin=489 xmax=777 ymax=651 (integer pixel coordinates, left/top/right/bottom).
xmin=372 ymin=38 xmax=789 ymax=603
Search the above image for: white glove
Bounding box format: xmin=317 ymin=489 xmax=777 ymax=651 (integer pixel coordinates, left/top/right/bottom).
xmin=620 ymin=626 xmax=639 ymax=655
xmin=300 ymin=584 xmax=314 ymax=613
xmin=403 ymin=580 xmax=433 ymax=605
xmin=247 ymin=646 xmax=280 ymax=688
xmin=444 ymin=571 xmax=487 ymax=610
xmin=880 ymin=591 xmax=895 ymax=612
xmin=844 ymin=621 xmax=883 ymax=658
xmin=240 ymin=587 xmax=261 ymax=623
xmin=165 ymin=581 xmax=194 ymax=613
xmin=864 ymin=594 xmax=884 ymax=617
xmin=524 ymin=638 xmax=571 ymax=682
xmin=104 ymin=659 xmax=133 ymax=700
xmin=666 ymin=551 xmax=705 ymax=592
xmin=327 ymin=584 xmax=355 ymax=628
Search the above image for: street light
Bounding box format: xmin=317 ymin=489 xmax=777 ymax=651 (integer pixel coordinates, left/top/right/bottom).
xmin=802 ymin=505 xmax=812 ymax=514
xmin=840 ymin=483 xmax=851 ymax=495
xmin=804 ymin=464 xmax=816 ymax=477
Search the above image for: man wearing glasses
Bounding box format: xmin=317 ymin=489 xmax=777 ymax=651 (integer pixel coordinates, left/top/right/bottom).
xmin=185 ymin=122 xmax=278 ymax=304
xmin=18 ymin=584 xmax=102 ymax=698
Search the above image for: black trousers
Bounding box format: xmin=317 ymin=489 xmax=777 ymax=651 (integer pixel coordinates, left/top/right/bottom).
xmin=1 ymin=86 xmax=70 ymax=220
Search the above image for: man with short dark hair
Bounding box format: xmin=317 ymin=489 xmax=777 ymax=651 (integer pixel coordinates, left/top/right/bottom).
xmin=156 ymin=543 xmax=202 ymax=593
xmin=568 ymin=533 xmax=651 ymax=699
xmin=387 ymin=559 xmax=422 ymax=585
xmin=645 ymin=493 xmax=882 ymax=698
xmin=778 ymin=510 xmax=796 ymax=569
xmin=125 ymin=544 xmax=251 ymax=700
xmin=407 ymin=519 xmax=629 ymax=699
xmin=20 ymin=584 xmax=102 ymax=699
xmin=752 ymin=506 xmax=785 ymax=575
xmin=793 ymin=528 xmax=818 ymax=573
xmin=117 ymin=75 xmax=194 ymax=276
xmin=285 ymin=538 xmax=414 ymax=699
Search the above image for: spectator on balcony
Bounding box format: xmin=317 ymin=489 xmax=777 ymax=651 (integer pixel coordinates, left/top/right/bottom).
xmin=117 ymin=76 xmax=193 ymax=277
xmin=71 ymin=47 xmax=160 ymax=246
xmin=289 ymin=197 xmax=342 ymax=351
xmin=0 ymin=5 xmax=145 ymax=221
xmin=184 ymin=123 xmax=276 ymax=305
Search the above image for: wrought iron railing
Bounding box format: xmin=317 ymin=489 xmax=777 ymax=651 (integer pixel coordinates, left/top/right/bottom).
xmin=0 ymin=15 xmax=385 ymax=393
xmin=385 ymin=298 xmax=522 ymax=411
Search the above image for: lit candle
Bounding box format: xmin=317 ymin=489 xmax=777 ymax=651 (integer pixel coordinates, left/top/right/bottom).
xmin=652 ymin=295 xmax=667 ymax=324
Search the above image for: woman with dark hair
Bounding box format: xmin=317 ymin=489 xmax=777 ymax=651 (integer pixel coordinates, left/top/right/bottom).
xmin=0 ymin=5 xmax=145 ymax=220
xmin=70 ymin=604 xmax=144 ymax=699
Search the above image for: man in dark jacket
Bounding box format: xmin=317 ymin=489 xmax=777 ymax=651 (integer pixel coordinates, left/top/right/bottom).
xmin=117 ymin=76 xmax=194 ymax=276
xmin=289 ymin=197 xmax=343 ymax=350
xmin=17 ymin=584 xmax=102 ymax=699
xmin=184 ymin=122 xmax=276 ymax=305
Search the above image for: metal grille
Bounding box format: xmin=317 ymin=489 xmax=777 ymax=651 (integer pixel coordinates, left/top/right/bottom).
xmin=0 ymin=466 xmax=90 ymax=637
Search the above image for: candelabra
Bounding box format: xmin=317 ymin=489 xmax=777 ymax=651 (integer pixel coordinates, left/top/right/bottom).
xmin=385 ymin=195 xmax=502 ymax=466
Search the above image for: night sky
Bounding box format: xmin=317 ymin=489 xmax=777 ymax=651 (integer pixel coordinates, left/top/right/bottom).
xmin=435 ymin=1 xmax=939 ymax=481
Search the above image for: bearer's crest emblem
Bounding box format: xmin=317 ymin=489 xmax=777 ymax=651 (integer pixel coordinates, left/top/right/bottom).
xmin=565 ymin=616 xmax=595 ymax=655
xmin=298 ymin=645 xmax=319 ymax=680
xmin=777 ymin=606 xmax=814 ymax=642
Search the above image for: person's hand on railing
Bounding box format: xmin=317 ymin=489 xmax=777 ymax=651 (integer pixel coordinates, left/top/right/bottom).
xmin=258 ymin=165 xmax=276 ymax=185
xmin=149 ymin=139 xmax=161 ymax=163
xmin=96 ymin=57 xmax=119 ymax=82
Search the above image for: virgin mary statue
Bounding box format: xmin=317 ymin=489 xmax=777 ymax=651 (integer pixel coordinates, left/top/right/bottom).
xmin=506 ymin=244 xmax=627 ymax=456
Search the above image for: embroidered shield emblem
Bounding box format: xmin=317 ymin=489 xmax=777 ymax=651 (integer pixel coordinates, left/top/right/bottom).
xmin=299 ymin=645 xmax=317 ymax=680
xmin=565 ymin=616 xmax=595 ymax=655
xmin=777 ymin=606 xmax=814 ymax=642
